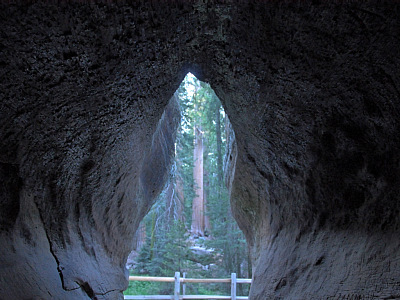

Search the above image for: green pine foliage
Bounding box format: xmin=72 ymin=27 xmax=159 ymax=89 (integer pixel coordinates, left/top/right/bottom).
xmin=125 ymin=74 xmax=249 ymax=296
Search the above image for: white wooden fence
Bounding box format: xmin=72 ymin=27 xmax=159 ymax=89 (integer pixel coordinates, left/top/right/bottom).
xmin=124 ymin=272 xmax=251 ymax=300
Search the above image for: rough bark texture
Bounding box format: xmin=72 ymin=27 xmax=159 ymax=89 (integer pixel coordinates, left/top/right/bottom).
xmin=1 ymin=2 xmax=400 ymax=299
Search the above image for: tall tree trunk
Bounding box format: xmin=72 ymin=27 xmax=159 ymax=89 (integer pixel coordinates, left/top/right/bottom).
xmin=203 ymin=167 xmax=211 ymax=235
xmin=191 ymin=126 xmax=204 ymax=237
xmin=165 ymin=182 xmax=175 ymax=225
xmin=175 ymin=165 xmax=185 ymax=222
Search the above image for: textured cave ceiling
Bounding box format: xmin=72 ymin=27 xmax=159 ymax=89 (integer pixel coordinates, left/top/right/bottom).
xmin=0 ymin=2 xmax=399 ymax=299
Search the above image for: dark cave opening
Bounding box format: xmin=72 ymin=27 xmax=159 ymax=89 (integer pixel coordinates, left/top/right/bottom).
xmin=0 ymin=2 xmax=399 ymax=299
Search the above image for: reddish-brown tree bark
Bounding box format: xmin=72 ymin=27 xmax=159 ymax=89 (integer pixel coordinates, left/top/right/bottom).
xmin=191 ymin=126 xmax=204 ymax=236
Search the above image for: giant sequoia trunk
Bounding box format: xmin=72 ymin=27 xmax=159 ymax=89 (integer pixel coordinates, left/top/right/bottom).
xmin=191 ymin=126 xmax=205 ymax=237
xmin=203 ymin=167 xmax=211 ymax=235
xmin=1 ymin=2 xmax=400 ymax=299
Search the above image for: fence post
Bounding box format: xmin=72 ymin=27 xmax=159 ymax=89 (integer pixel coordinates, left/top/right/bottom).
xmin=231 ymin=273 xmax=237 ymax=300
xmin=182 ymin=272 xmax=186 ymax=298
xmin=174 ymin=272 xmax=180 ymax=300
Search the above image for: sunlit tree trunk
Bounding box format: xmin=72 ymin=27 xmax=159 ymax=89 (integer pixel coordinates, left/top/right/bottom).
xmin=191 ymin=126 xmax=204 ymax=236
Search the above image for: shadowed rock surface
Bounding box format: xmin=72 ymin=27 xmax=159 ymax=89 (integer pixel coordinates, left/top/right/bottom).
xmin=1 ymin=2 xmax=399 ymax=299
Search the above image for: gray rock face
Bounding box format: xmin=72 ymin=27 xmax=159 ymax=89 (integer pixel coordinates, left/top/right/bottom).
xmin=1 ymin=2 xmax=399 ymax=299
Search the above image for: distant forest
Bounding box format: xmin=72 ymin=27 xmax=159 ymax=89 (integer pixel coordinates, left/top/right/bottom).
xmin=125 ymin=74 xmax=250 ymax=296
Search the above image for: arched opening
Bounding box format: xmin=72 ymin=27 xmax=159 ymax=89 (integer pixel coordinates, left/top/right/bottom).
xmin=1 ymin=3 xmax=399 ymax=300
xmin=125 ymin=73 xmax=250 ymax=297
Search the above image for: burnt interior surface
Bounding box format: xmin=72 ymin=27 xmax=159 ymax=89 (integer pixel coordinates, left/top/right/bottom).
xmin=1 ymin=2 xmax=400 ymax=299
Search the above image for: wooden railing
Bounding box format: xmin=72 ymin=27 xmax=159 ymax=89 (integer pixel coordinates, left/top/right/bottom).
xmin=124 ymin=272 xmax=251 ymax=300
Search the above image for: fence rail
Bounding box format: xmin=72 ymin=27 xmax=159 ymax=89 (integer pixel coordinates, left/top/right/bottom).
xmin=124 ymin=272 xmax=251 ymax=300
